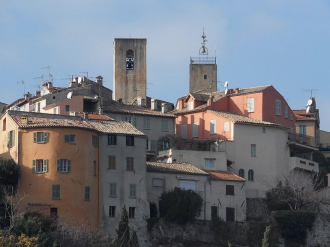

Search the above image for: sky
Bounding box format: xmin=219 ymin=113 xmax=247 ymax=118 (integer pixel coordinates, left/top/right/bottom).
xmin=1 ymin=1 xmax=330 ymax=131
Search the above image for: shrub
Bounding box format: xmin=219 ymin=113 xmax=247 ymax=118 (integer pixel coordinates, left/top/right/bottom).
xmin=159 ymin=187 xmax=203 ymax=224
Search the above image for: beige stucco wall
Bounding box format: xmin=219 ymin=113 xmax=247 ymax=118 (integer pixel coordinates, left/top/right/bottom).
xmin=189 ymin=64 xmax=217 ymax=93
xmin=0 ymin=113 xmax=19 ymax=161
xmin=100 ymin=134 xmax=148 ymax=241
xmin=296 ymin=120 xmax=318 ymax=147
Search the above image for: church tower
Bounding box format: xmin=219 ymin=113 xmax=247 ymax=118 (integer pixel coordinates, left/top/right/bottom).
xmin=113 ymin=38 xmax=147 ymax=103
xmin=189 ymin=31 xmax=217 ymax=93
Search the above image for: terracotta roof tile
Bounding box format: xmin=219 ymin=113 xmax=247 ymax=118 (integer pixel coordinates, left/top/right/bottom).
xmin=208 ymin=110 xmax=285 ymax=128
xmin=207 ymin=170 xmax=245 ymax=181
xmin=90 ymin=121 xmax=145 ymax=136
xmin=103 ymin=101 xmax=176 ymax=118
xmin=146 ymin=162 xmax=208 ymax=175
xmin=188 ymin=93 xmax=211 ymax=102
xmin=77 ymin=113 xmax=114 ymax=121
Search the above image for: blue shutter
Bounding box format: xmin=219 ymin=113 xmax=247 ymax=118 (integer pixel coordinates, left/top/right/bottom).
xmin=32 ymin=160 xmax=36 ymax=173
xmin=44 ymin=132 xmax=49 ymax=143
xmin=44 ymin=159 xmax=48 ymax=173
xmin=33 ymin=132 xmax=37 ymax=143
xmin=67 ymin=159 xmax=71 ymax=172
xmin=64 ymin=135 xmax=69 ymax=143
xmin=57 ymin=159 xmax=60 ymax=172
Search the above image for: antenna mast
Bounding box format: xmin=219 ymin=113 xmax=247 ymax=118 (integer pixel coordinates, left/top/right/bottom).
xmin=17 ymin=80 xmax=25 ymax=95
xmin=301 ymin=89 xmax=318 ymax=97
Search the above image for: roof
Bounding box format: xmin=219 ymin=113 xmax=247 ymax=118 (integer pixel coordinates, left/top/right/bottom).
xmin=173 ymin=85 xmax=272 ymax=114
xmin=103 ymin=101 xmax=176 ymax=118
xmin=207 ymin=170 xmax=245 ymax=181
xmin=7 ymin=111 xmax=144 ymax=136
xmin=208 ymin=110 xmax=285 ymax=127
xmin=146 ymin=162 xmax=208 ymax=175
xmin=77 ymin=113 xmax=114 ymax=121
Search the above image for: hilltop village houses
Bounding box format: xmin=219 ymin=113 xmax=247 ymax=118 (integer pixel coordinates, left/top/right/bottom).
xmin=0 ymin=36 xmax=326 ymax=244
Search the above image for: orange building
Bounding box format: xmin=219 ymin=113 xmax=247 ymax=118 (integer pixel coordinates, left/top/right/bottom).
xmin=0 ymin=111 xmax=120 ymax=230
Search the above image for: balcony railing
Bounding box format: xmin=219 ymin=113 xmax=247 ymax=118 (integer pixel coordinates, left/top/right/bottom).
xmin=288 ymin=133 xmax=311 ymax=146
xmin=190 ymin=57 xmax=216 ymax=64
xmin=319 ymin=143 xmax=330 ymax=151
xmin=288 ymin=157 xmax=319 ymax=173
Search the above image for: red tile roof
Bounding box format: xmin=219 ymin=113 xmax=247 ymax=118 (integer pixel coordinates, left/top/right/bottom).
xmin=77 ymin=113 xmax=114 ymax=121
xmin=146 ymin=162 xmax=208 ymax=175
xmin=207 ymin=170 xmax=245 ymax=181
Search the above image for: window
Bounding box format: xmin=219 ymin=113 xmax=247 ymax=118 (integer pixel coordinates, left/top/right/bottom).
xmin=108 ymin=135 xmax=117 ymax=145
xmin=85 ymin=186 xmax=90 ymax=201
xmin=247 ymin=98 xmax=254 ymax=113
xmin=37 ymin=102 xmax=40 ymax=112
xmin=251 ymin=144 xmax=256 ymax=157
xmin=181 ymin=125 xmax=187 ymax=139
xmin=179 ymin=180 xmax=196 ymax=191
xmin=34 ymin=132 xmax=49 ymax=144
xmin=226 ymin=207 xmax=235 ymax=221
xmin=205 ymin=158 xmax=215 ymax=168
xmin=129 ymin=184 xmax=136 ymax=198
xmin=248 ymin=169 xmax=254 ymax=181
xmin=275 ymin=99 xmax=281 ymax=115
xmin=285 ymin=106 xmax=288 ymax=118
xmin=126 ymin=136 xmax=134 ymax=146
xmin=64 ymin=134 xmax=75 ymax=144
xmin=193 ymin=123 xmax=198 ymax=137
xmin=126 ymin=157 xmax=134 ymax=171
xmin=65 ymin=105 xmax=70 ymax=112
xmin=161 ymin=119 xmax=169 ymax=132
xmin=210 ymin=120 xmax=216 ymax=135
xmin=56 ymin=159 xmax=71 ymax=173
xmin=122 ymin=116 xmax=137 ymax=126
xmin=110 ymin=183 xmax=117 ymax=197
xmin=262 ymin=126 xmax=266 ymax=133
xmin=204 ymin=75 xmax=207 ymax=80
xmin=299 ymin=125 xmax=306 ymax=136
xmin=32 ymin=159 xmax=48 ymax=173
xmin=211 ymin=206 xmax=218 ymax=220
xmin=126 ymin=49 xmax=134 ymax=70
xmin=93 ymin=160 xmax=97 ymax=176
xmin=129 ymin=207 xmax=135 ymax=218
xmin=52 ymin=185 xmax=60 ymax=200
xmin=92 ymin=135 xmax=99 ymax=147
xmin=226 ymin=185 xmax=234 ymax=195
xmin=224 ymin=122 xmax=229 ymax=132
xmin=152 ymin=178 xmax=164 ymax=187
xmin=3 ymin=118 xmax=6 ymax=131
xmin=7 ymin=130 xmax=15 ymax=148
xmin=238 ymin=169 xmax=245 ymax=178
xmin=109 ymin=206 xmax=116 ymax=217
xmin=53 ymin=108 xmax=57 ymax=114
xmin=290 ymin=113 xmax=293 ymax=120
xmin=108 ymin=156 xmax=116 ymax=170
xmin=188 ymin=101 xmax=193 ymax=110
xmin=143 ymin=117 xmax=150 ymax=129
xmin=289 ymin=128 xmax=293 ymax=140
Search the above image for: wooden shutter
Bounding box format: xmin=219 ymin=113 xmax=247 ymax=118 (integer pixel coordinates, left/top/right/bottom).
xmin=43 ymin=159 xmax=48 ymax=173
xmin=64 ymin=134 xmax=69 ymax=143
xmin=12 ymin=131 xmax=15 ymax=146
xmin=32 ymin=160 xmax=36 ymax=173
xmin=33 ymin=132 xmax=37 ymax=143
xmin=7 ymin=132 xmax=10 ymax=147
xmin=67 ymin=159 xmax=71 ymax=172
xmin=57 ymin=159 xmax=60 ymax=172
xmin=44 ymin=132 xmax=49 ymax=143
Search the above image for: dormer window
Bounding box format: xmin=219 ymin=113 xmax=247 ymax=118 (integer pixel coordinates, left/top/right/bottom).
xmin=126 ymin=50 xmax=134 ymax=70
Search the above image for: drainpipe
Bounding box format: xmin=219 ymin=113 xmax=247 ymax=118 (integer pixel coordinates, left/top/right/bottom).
xmin=17 ymin=128 xmax=20 ymax=188
xmin=204 ymin=176 xmax=211 ymax=220
xmin=97 ymin=133 xmax=100 ymax=231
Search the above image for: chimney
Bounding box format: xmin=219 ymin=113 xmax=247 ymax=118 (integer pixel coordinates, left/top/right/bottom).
xmin=70 ymin=112 xmax=78 ymax=116
xmin=118 ymin=98 xmax=123 ymax=104
xmin=151 ymin=98 xmax=157 ymax=111
xmin=162 ymin=103 xmax=168 ymax=113
xmin=21 ymin=115 xmax=28 ymax=125
xmin=207 ymin=96 xmax=214 ymax=107
xmin=235 ymin=88 xmax=239 ymax=94
xmin=98 ymin=107 xmax=103 ymax=114
xmin=24 ymin=92 xmax=32 ymax=100
xmin=47 ymin=82 xmax=53 ymax=89
xmin=83 ymin=112 xmax=88 ymax=119
xmin=96 ymin=76 xmax=103 ymax=86
xmin=137 ymin=97 xmax=146 ymax=107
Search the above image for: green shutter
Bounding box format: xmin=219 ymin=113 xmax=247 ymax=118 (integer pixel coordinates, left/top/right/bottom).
xmin=44 ymin=132 xmax=49 ymax=143
xmin=133 ymin=117 xmax=137 ymax=127
xmin=32 ymin=160 xmax=36 ymax=173
xmin=67 ymin=159 xmax=71 ymax=172
xmin=33 ymin=132 xmax=37 ymax=143
xmin=64 ymin=134 xmax=69 ymax=143
xmin=122 ymin=116 xmax=126 ymax=121
xmin=57 ymin=159 xmax=60 ymax=172
xmin=44 ymin=159 xmax=48 ymax=173
xmin=96 ymin=137 xmax=99 ymax=147
xmin=12 ymin=131 xmax=15 ymax=146
xmin=7 ymin=132 xmax=10 ymax=147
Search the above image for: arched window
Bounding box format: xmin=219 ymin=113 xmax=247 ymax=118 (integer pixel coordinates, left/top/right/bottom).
xmin=238 ymin=169 xmax=245 ymax=178
xmin=126 ymin=50 xmax=134 ymax=70
xmin=248 ymin=169 xmax=254 ymax=181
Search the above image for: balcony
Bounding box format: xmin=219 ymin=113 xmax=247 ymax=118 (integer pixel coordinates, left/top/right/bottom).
xmin=288 ymin=157 xmax=319 ymax=173
xmin=319 ymin=143 xmax=330 ymax=151
xmin=288 ymin=133 xmax=311 ymax=146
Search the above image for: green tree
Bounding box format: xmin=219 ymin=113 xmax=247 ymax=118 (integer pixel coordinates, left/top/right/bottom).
xmin=0 ymin=158 xmax=20 ymax=188
xmin=159 ymin=187 xmax=203 ymax=224
xmin=131 ymin=230 xmax=139 ymax=247
xmin=116 ymin=205 xmax=130 ymax=246
xmin=261 ymin=225 xmax=270 ymax=247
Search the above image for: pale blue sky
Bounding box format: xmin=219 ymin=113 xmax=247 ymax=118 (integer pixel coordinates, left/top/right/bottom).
xmin=1 ymin=1 xmax=330 ymax=130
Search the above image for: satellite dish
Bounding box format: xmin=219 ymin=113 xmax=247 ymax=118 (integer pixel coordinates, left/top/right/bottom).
xmin=67 ymin=92 xmax=73 ymax=99
xmin=225 ymin=88 xmax=228 ymax=95
xmin=224 ymin=81 xmax=228 ymax=88
xmin=306 ymin=105 xmax=310 ymax=113
xmin=306 ymin=99 xmax=313 ymax=106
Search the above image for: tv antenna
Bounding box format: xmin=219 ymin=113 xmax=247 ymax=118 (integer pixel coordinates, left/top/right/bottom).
xmin=80 ymin=71 xmax=89 ymax=79
xmin=17 ymin=80 xmax=25 ymax=94
xmin=41 ymin=65 xmax=53 ymax=83
xmin=223 ymin=81 xmax=229 ymax=95
xmin=301 ymin=89 xmax=318 ymax=97
xmin=33 ymin=75 xmax=44 ymax=90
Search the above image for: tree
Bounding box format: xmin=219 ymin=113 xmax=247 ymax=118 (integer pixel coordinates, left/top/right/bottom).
xmin=261 ymin=225 xmax=270 ymax=247
xmin=0 ymin=158 xmax=20 ymax=189
xmin=159 ymin=187 xmax=203 ymax=224
xmin=116 ymin=205 xmax=130 ymax=246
